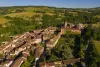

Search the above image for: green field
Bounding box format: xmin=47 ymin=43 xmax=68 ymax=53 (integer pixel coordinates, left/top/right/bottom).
xmin=0 ymin=16 xmax=7 ymax=24
xmin=93 ymin=40 xmax=100 ymax=56
xmin=94 ymin=15 xmax=100 ymax=18
xmin=5 ymin=12 xmax=55 ymax=18
xmin=5 ymin=12 xmax=42 ymax=18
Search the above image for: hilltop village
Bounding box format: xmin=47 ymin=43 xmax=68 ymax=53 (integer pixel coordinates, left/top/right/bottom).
xmin=0 ymin=22 xmax=86 ymax=67
xmin=0 ymin=5 xmax=100 ymax=67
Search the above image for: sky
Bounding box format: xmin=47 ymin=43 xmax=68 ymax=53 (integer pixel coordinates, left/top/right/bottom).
xmin=0 ymin=0 xmax=100 ymax=8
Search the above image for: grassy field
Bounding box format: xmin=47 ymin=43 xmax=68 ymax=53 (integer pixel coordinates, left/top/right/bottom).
xmin=5 ymin=12 xmax=55 ymax=18
xmin=45 ymin=13 xmax=55 ymax=16
xmin=92 ymin=24 xmax=100 ymax=28
xmin=93 ymin=40 xmax=100 ymax=56
xmin=5 ymin=12 xmax=43 ymax=18
xmin=0 ymin=16 xmax=7 ymax=24
xmin=24 ymin=7 xmax=35 ymax=12
xmin=68 ymin=12 xmax=78 ymax=16
xmin=25 ymin=7 xmax=54 ymax=12
xmin=94 ymin=15 xmax=100 ymax=18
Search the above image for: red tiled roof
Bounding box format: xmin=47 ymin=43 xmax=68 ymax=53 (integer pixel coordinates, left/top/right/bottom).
xmin=11 ymin=57 xmax=25 ymax=67
xmin=40 ymin=58 xmax=80 ymax=67
xmin=40 ymin=62 xmax=55 ymax=67
xmin=35 ymin=45 xmax=43 ymax=58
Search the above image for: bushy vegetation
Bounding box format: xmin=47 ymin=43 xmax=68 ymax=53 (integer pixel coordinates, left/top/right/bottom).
xmin=43 ymin=31 xmax=75 ymax=62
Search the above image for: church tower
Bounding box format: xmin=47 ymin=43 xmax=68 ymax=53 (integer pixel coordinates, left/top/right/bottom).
xmin=64 ymin=22 xmax=68 ymax=28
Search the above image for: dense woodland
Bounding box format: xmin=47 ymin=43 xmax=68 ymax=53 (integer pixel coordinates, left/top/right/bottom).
xmin=0 ymin=6 xmax=100 ymax=67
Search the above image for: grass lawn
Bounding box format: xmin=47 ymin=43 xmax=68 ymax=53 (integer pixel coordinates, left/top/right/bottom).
xmin=93 ymin=40 xmax=100 ymax=56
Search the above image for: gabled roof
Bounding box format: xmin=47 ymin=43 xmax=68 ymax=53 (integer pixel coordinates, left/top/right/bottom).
xmin=39 ymin=58 xmax=80 ymax=67
xmin=11 ymin=56 xmax=25 ymax=67
xmin=35 ymin=45 xmax=44 ymax=58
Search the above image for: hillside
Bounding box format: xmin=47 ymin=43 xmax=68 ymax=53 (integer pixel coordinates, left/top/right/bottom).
xmin=0 ymin=6 xmax=100 ymax=24
xmin=0 ymin=6 xmax=61 ymax=24
xmin=5 ymin=12 xmax=42 ymax=18
xmin=93 ymin=40 xmax=100 ymax=56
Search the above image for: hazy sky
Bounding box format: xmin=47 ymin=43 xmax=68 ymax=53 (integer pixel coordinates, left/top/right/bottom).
xmin=0 ymin=0 xmax=100 ymax=8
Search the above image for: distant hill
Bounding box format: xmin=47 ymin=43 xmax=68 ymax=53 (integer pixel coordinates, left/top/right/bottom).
xmin=0 ymin=6 xmax=100 ymax=24
xmin=95 ymin=7 xmax=100 ymax=8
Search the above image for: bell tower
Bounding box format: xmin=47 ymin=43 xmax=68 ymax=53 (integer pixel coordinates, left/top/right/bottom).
xmin=64 ymin=22 xmax=68 ymax=28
